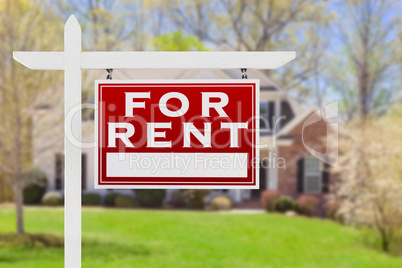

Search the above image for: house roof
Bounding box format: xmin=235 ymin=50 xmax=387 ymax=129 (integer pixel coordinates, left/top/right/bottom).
xmin=277 ymin=106 xmax=318 ymax=136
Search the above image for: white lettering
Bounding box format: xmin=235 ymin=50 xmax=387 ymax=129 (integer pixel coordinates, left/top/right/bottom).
xmin=108 ymin=123 xmax=135 ymax=147
xmin=201 ymin=92 xmax=229 ymax=117
xmin=183 ymin=123 xmax=212 ymax=148
xmin=147 ymin=122 xmax=172 ymax=148
xmin=159 ymin=92 xmax=189 ymax=117
xmin=125 ymin=92 xmax=150 ymax=117
xmin=221 ymin=122 xmax=248 ymax=147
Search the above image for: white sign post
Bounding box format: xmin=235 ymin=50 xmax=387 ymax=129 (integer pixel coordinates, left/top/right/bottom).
xmin=13 ymin=15 xmax=295 ymax=268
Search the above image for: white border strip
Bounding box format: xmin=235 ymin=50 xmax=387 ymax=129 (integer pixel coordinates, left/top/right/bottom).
xmin=94 ymin=80 xmax=259 ymax=189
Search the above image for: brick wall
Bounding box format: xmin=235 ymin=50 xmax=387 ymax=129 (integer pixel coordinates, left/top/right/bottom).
xmin=277 ymin=113 xmax=338 ymax=215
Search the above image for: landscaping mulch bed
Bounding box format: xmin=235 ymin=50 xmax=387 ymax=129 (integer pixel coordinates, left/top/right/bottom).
xmin=0 ymin=233 xmax=64 ymax=248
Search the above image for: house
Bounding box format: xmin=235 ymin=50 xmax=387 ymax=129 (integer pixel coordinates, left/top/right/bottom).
xmin=32 ymin=49 xmax=337 ymax=212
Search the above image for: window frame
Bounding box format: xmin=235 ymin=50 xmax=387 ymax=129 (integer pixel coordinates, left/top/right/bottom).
xmin=303 ymin=157 xmax=322 ymax=194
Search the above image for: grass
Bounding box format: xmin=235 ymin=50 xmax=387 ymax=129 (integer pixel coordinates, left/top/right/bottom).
xmin=0 ymin=207 xmax=401 ymax=268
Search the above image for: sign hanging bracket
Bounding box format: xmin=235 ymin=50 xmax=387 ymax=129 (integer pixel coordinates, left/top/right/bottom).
xmin=106 ymin=69 xmax=113 ymax=80
xmin=241 ymin=68 xmax=248 ymax=79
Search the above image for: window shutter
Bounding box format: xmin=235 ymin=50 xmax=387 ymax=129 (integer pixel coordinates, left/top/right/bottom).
xmin=297 ymin=158 xmax=304 ymax=193
xmin=322 ymin=162 xmax=330 ymax=193
xmin=81 ymin=154 xmax=87 ymax=190
xmin=55 ymin=154 xmax=64 ymax=190
xmin=268 ymin=101 xmax=275 ymax=132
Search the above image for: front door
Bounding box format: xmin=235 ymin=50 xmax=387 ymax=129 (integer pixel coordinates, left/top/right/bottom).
xmin=251 ymin=161 xmax=267 ymax=198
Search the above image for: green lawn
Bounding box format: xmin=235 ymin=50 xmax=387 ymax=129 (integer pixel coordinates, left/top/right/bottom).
xmin=0 ymin=207 xmax=400 ymax=268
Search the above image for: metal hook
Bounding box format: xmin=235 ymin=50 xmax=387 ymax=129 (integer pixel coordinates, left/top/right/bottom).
xmin=106 ymin=69 xmax=113 ymax=80
xmin=241 ymin=68 xmax=247 ymax=79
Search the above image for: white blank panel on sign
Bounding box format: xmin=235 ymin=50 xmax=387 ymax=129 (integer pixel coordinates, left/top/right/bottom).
xmin=106 ymin=153 xmax=248 ymax=178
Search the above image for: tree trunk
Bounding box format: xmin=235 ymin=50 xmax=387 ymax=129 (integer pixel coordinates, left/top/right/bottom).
xmin=14 ymin=176 xmax=25 ymax=235
xmin=382 ymin=237 xmax=389 ymax=252
xmin=359 ymin=68 xmax=369 ymax=119
xmin=379 ymin=229 xmax=389 ymax=252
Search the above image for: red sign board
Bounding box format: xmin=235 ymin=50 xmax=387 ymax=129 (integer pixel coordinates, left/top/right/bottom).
xmin=95 ymin=80 xmax=259 ymax=189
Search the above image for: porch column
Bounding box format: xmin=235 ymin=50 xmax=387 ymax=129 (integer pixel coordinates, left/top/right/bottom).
xmin=268 ymin=147 xmax=278 ymax=190
xmin=230 ymin=189 xmax=242 ymax=203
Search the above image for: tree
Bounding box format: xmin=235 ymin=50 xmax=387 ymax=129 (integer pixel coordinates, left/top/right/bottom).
xmin=0 ymin=0 xmax=63 ymax=234
xmin=146 ymin=0 xmax=220 ymax=42
xmin=150 ymin=30 xmax=209 ymax=51
xmin=332 ymin=107 xmax=402 ymax=252
xmin=147 ymin=0 xmax=333 ymax=105
xmin=54 ymin=0 xmax=335 ymax=107
xmin=55 ymin=0 xmax=148 ymax=50
xmin=217 ymin=0 xmax=333 ymax=104
xmin=330 ymin=0 xmax=401 ymax=120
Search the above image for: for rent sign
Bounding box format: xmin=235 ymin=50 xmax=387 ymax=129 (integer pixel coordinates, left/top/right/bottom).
xmin=95 ymin=80 xmax=259 ymax=188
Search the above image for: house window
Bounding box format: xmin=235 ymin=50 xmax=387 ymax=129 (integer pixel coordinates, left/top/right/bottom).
xmin=55 ymin=153 xmax=64 ymax=190
xmin=260 ymin=101 xmax=275 ymax=134
xmin=304 ymin=158 xmax=322 ymax=193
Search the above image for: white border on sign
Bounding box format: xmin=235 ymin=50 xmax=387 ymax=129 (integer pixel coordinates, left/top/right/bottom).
xmin=94 ymin=79 xmax=260 ymax=189
xmin=99 ymin=85 xmax=253 ymax=184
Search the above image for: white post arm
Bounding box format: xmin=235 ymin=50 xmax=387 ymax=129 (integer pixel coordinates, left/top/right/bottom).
xmin=14 ymin=51 xmax=295 ymax=70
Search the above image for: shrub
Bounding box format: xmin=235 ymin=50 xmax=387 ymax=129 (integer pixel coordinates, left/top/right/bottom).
xmin=23 ymin=184 xmax=46 ymax=205
xmin=82 ymin=193 xmax=102 ymax=206
xmin=182 ymin=189 xmax=212 ymax=209
xmin=170 ymin=190 xmax=187 ymax=208
xmin=22 ymin=169 xmax=47 ymax=188
xmin=41 ymin=192 xmax=63 ymax=206
xmin=325 ymin=198 xmax=343 ymax=222
xmin=273 ymin=196 xmax=295 ymax=213
xmin=134 ymin=189 xmax=166 ymax=208
xmin=260 ymin=190 xmax=280 ymax=212
xmin=296 ymin=195 xmax=319 ymax=216
xmin=209 ymin=195 xmax=233 ymax=211
xmin=22 ymin=169 xmax=48 ymax=205
xmin=114 ymin=194 xmax=136 ymax=208
xmin=104 ymin=192 xmax=119 ymax=207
